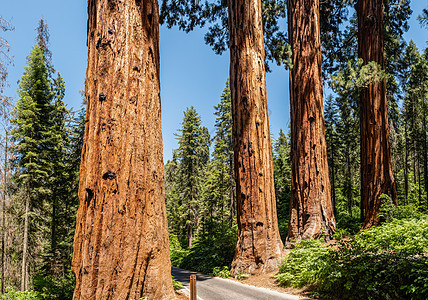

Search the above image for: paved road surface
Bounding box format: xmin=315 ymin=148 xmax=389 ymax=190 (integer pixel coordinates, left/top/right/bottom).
xmin=171 ymin=267 xmax=306 ymax=300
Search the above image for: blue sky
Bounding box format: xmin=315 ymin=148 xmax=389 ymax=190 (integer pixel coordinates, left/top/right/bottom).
xmin=1 ymin=0 xmax=427 ymax=161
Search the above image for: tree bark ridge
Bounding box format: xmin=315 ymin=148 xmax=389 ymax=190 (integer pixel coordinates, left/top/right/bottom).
xmin=72 ymin=1 xmax=174 ymax=299
xmin=228 ymin=0 xmax=283 ymax=276
xmin=356 ymin=0 xmax=397 ymax=229
xmin=287 ymin=0 xmax=336 ymax=243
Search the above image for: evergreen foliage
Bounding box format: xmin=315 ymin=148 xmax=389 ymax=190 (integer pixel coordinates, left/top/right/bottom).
xmin=204 ymin=80 xmax=234 ymax=225
xmin=6 ymin=20 xmax=81 ymax=297
xmin=166 ymin=106 xmax=210 ymax=247
xmin=272 ymin=129 xmax=291 ymax=238
xmin=159 ymin=0 xmax=289 ymax=69
xmin=276 ymin=211 xmax=428 ymax=299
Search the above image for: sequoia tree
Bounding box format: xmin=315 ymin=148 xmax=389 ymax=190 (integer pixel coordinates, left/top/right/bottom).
xmin=228 ymin=0 xmax=283 ymax=276
xmin=356 ymin=0 xmax=397 ymax=228
xmin=286 ymin=0 xmax=336 ymax=243
xmin=71 ymin=1 xmax=174 ymax=299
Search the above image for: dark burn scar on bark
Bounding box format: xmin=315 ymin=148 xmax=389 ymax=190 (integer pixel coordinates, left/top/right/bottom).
xmin=99 ymin=93 xmax=106 ymax=102
xmin=103 ymin=171 xmax=116 ymax=180
xmin=85 ymin=188 xmax=94 ymax=206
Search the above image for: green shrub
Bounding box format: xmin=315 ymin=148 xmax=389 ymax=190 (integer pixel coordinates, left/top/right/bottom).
xmin=2 ymin=287 xmax=42 ymax=300
xmin=319 ymin=245 xmax=428 ymax=299
xmin=212 ymin=266 xmax=230 ymax=278
xmin=179 ymin=223 xmax=237 ymax=275
xmin=172 ymin=276 xmax=183 ymax=291
xmin=276 ymin=216 xmax=428 ymax=299
xmin=352 ymin=218 xmax=428 ymax=256
xmin=275 ymin=239 xmax=329 ymax=288
xmin=169 ymin=234 xmax=190 ymax=267
xmin=236 ymin=273 xmax=250 ymax=280
xmin=336 ymin=214 xmax=362 ymax=236
xmin=32 ymin=269 xmax=75 ymax=300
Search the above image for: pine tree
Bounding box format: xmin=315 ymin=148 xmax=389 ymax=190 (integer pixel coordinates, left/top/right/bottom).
xmin=11 ymin=45 xmax=53 ymax=291
xmin=324 ymin=96 xmax=339 ymax=218
xmin=211 ymin=80 xmax=234 ymax=225
xmin=173 ymin=106 xmax=210 ymax=248
xmin=400 ymin=42 xmax=428 ymax=209
xmin=272 ymin=129 xmax=291 ymax=237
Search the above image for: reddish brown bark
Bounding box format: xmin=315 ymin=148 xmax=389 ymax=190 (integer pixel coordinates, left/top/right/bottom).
xmin=71 ymin=1 xmax=175 ymax=299
xmin=286 ymin=0 xmax=336 ymax=243
xmin=356 ymin=0 xmax=397 ymax=229
xmin=228 ymin=0 xmax=283 ymax=276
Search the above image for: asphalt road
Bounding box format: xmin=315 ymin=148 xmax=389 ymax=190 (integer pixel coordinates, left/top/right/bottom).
xmin=171 ymin=267 xmax=306 ymax=300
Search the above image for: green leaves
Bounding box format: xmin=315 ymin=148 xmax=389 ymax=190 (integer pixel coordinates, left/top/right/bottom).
xmin=276 ymin=214 xmax=428 ymax=299
xmin=331 ymin=58 xmax=390 ymax=92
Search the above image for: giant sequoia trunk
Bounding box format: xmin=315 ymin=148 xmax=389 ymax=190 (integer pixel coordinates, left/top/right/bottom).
xmin=286 ymin=0 xmax=336 ymax=243
xmin=356 ymin=0 xmax=397 ymax=229
xmin=71 ymin=1 xmax=174 ymax=299
xmin=228 ymin=0 xmax=283 ymax=276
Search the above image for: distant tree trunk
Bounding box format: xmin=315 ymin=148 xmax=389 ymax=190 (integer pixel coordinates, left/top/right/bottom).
xmin=423 ymin=109 xmax=428 ymax=201
xmin=356 ymin=0 xmax=398 ymax=229
xmin=346 ymin=151 xmax=353 ymax=217
xmin=330 ymin=147 xmax=336 ymax=218
xmin=1 ymin=132 xmax=7 ymax=294
xmin=229 ymin=153 xmax=236 ymax=226
xmin=404 ymin=120 xmax=408 ymax=204
xmin=71 ymin=1 xmax=174 ymax=299
xmin=51 ymin=193 xmax=57 ymax=264
xmin=418 ymin=159 xmax=422 ymax=205
xmin=287 ymin=0 xmax=336 ymax=243
xmin=21 ymin=189 xmax=30 ymax=291
xmin=228 ymin=0 xmax=283 ymax=276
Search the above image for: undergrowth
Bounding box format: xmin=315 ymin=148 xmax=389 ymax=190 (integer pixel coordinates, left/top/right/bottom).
xmin=276 ymin=208 xmax=428 ymax=299
xmin=169 ymin=222 xmax=237 ymax=276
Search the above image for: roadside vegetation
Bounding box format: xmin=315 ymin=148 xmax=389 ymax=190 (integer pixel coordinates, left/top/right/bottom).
xmin=276 ymin=202 xmax=428 ymax=299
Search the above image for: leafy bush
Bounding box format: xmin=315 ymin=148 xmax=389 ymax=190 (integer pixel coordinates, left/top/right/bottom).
xmin=319 ymin=244 xmax=428 ymax=299
xmin=380 ymin=194 xmax=423 ymax=221
xmin=179 ymin=223 xmax=237 ymax=275
xmin=352 ymin=218 xmax=428 ymax=256
xmin=212 ymin=266 xmax=230 ymax=278
xmin=276 ymin=216 xmax=428 ymax=299
xmin=32 ymin=269 xmax=75 ymax=300
xmin=2 ymin=287 xmax=42 ymax=300
xmin=172 ymin=276 xmax=183 ymax=291
xmin=236 ymin=273 xmax=250 ymax=280
xmin=275 ymin=239 xmax=329 ymax=288
xmin=336 ymin=214 xmax=362 ymax=236
xmin=169 ymin=234 xmax=190 ymax=267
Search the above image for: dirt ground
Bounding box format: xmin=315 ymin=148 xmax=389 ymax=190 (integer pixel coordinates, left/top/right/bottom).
xmin=176 ymin=290 xmax=189 ymax=300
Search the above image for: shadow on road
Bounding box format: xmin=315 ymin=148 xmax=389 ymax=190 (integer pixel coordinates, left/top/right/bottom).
xmin=171 ymin=266 xmax=212 ymax=284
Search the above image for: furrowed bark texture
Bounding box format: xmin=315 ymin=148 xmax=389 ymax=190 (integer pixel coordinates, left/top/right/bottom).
xmin=356 ymin=0 xmax=397 ymax=229
xmin=71 ymin=1 xmax=175 ymax=299
xmin=228 ymin=0 xmax=283 ymax=276
xmin=287 ymin=0 xmax=336 ymax=243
